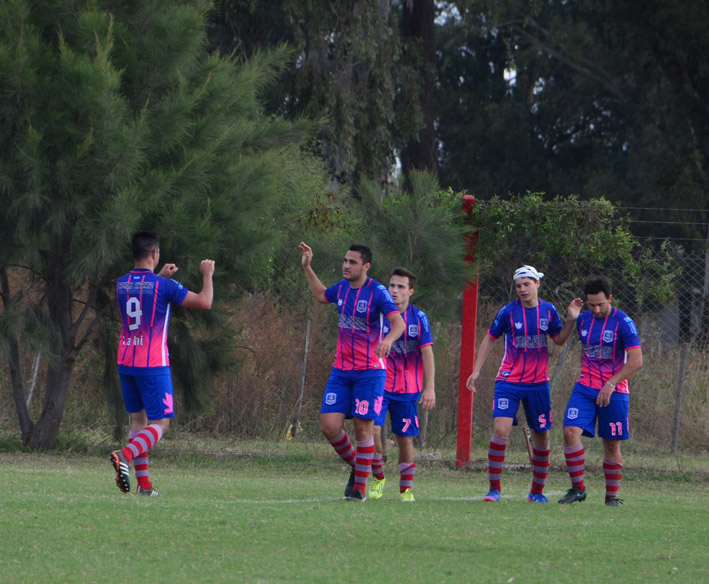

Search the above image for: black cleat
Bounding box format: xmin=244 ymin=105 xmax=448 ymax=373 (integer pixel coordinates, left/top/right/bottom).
xmin=136 ymin=485 xmax=161 ymax=497
xmin=605 ymin=496 xmax=623 ymax=506
xmin=344 ymin=468 xmax=355 ymax=497
xmin=558 ymin=486 xmax=587 ymax=504
xmin=110 ymin=450 xmax=131 ymax=493
xmin=345 ymin=488 xmax=367 ymax=502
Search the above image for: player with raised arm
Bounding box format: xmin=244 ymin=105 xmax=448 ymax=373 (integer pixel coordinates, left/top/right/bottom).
xmin=369 ymin=267 xmax=435 ymax=502
xmin=466 ymin=265 xmax=582 ymax=503
xmin=300 ymin=241 xmax=405 ymax=502
xmin=111 ymin=231 xmax=214 ymax=496
xmin=558 ymin=276 xmax=643 ymax=506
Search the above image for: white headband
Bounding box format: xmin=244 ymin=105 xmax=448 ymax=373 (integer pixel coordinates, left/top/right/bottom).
xmin=513 ymin=265 xmax=544 ymax=281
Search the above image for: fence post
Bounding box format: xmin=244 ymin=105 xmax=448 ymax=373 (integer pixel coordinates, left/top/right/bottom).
xmin=288 ymin=318 xmax=311 ymax=439
xmin=457 ymin=195 xmax=478 ymax=466
xmin=671 ymin=341 xmax=689 ymax=456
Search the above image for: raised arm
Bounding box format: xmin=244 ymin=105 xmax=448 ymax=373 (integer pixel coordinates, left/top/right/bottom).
xmin=300 ymin=241 xmax=328 ymax=304
xmin=551 ymin=297 xmax=584 ymax=346
xmin=180 ymin=259 xmax=215 ymax=310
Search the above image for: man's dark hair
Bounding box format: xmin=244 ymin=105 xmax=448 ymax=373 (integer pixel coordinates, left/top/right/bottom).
xmin=584 ymin=275 xmax=612 ymax=298
xmin=390 ymin=266 xmax=417 ymax=289
xmin=349 ymin=244 xmax=372 ymax=265
xmin=131 ymin=231 xmax=160 ymax=260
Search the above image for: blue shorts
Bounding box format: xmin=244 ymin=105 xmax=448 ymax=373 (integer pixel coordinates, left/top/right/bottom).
xmin=375 ymin=395 xmax=419 ymax=437
xmin=120 ymin=370 xmax=176 ymax=421
xmin=492 ymin=381 xmax=552 ymax=433
xmin=320 ymin=368 xmax=385 ymax=420
xmin=563 ymin=382 xmax=629 ymax=440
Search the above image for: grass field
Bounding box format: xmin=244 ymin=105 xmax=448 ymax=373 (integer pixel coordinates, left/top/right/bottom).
xmin=1 ymin=440 xmax=708 ymax=584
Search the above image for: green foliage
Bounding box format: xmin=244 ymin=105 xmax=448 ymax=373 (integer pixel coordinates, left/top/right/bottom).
xmin=470 ymin=192 xmax=682 ymax=308
xmin=355 ymin=171 xmax=472 ymax=320
xmin=0 ymin=0 xmax=320 ymax=447
xmin=2 ymin=450 xmax=708 ymax=582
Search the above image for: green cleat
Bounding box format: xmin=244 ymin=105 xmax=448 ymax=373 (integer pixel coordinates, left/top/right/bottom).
xmin=400 ymin=488 xmax=415 ymax=502
xmin=369 ymin=477 xmax=386 ymax=500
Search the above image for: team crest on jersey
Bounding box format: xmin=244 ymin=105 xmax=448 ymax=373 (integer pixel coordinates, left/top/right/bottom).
xmin=567 ymin=407 xmax=579 ymax=420
xmin=356 ymin=300 xmax=368 ymax=313
xmin=497 ymin=398 xmax=509 ymax=410
xmin=514 ymin=322 xmax=523 ymax=329
xmin=408 ymin=325 xmax=419 ymax=337
xmin=539 ymin=318 xmax=548 ymax=331
xmin=603 ymin=330 xmax=615 ymax=343
xmin=581 ymin=329 xmax=588 ymax=337
xmin=325 ymin=392 xmax=337 ymax=405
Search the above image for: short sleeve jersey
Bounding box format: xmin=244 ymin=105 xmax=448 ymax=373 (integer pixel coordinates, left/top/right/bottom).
xmin=116 ymin=269 xmax=189 ymax=372
xmin=576 ymin=307 xmax=641 ymax=393
xmin=324 ymin=277 xmax=399 ymax=371
xmin=381 ymin=304 xmax=434 ymax=400
xmin=488 ymin=298 xmax=563 ymax=385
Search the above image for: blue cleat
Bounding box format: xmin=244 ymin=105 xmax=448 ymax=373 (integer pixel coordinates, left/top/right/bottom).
xmin=483 ymin=488 xmax=500 ymax=502
xmin=527 ymin=492 xmax=548 ymax=503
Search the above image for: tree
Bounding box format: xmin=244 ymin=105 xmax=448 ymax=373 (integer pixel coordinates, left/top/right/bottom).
xmin=0 ymin=0 xmax=316 ymax=449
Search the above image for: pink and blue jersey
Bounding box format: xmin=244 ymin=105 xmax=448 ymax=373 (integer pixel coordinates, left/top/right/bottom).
xmin=576 ymin=307 xmax=641 ymax=394
xmin=324 ymin=278 xmax=399 ymax=371
xmin=382 ymin=304 xmax=434 ymax=401
xmin=488 ymin=298 xmax=563 ymax=385
xmin=116 ymin=269 xmax=188 ymax=372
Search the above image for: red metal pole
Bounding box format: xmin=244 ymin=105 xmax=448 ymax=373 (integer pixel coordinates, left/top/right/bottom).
xmin=457 ymin=195 xmax=479 ymax=466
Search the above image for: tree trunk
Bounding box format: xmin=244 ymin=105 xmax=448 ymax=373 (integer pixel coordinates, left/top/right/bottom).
xmin=1 ymin=267 xmax=34 ymax=444
xmin=29 ymin=259 xmax=78 ymax=450
xmin=400 ymin=0 xmax=438 ymax=188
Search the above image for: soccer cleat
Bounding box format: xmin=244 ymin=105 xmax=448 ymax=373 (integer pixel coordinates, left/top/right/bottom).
xmin=483 ymin=488 xmax=500 ymax=502
xmin=527 ymin=492 xmax=548 ymax=503
xmin=605 ymin=496 xmax=623 ymax=506
xmin=558 ymin=486 xmax=587 ymax=504
xmin=345 ymin=487 xmax=367 ymax=502
xmin=344 ymin=468 xmax=355 ymax=497
xmin=400 ymin=488 xmax=415 ymax=502
xmin=136 ymin=485 xmax=161 ymax=497
xmin=369 ymin=477 xmax=386 ymax=500
xmin=110 ymin=450 xmax=131 ymax=493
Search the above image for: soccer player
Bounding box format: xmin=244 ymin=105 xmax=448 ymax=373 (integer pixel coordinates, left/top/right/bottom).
xmin=369 ymin=267 xmax=436 ymax=503
xmin=466 ymin=265 xmax=582 ymax=503
xmin=111 ymin=231 xmax=215 ymax=496
xmin=300 ymin=241 xmax=405 ymax=502
xmin=558 ymin=276 xmax=643 ymax=506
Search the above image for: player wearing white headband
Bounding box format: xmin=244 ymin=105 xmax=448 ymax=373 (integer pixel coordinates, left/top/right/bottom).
xmin=467 ymin=265 xmax=583 ymax=502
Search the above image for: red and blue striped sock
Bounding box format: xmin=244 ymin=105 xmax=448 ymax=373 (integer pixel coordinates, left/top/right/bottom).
xmin=371 ymin=453 xmax=385 ymax=481
xmin=122 ymin=424 xmax=163 ymax=463
xmin=399 ymin=463 xmax=416 ymax=492
xmin=328 ymin=431 xmax=356 ymax=468
xmin=488 ymin=435 xmax=508 ymax=491
xmin=604 ymin=458 xmax=623 ymax=499
xmin=354 ymin=438 xmax=375 ymax=495
xmin=564 ymin=444 xmax=585 ymax=491
xmin=531 ymin=444 xmax=550 ymax=494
